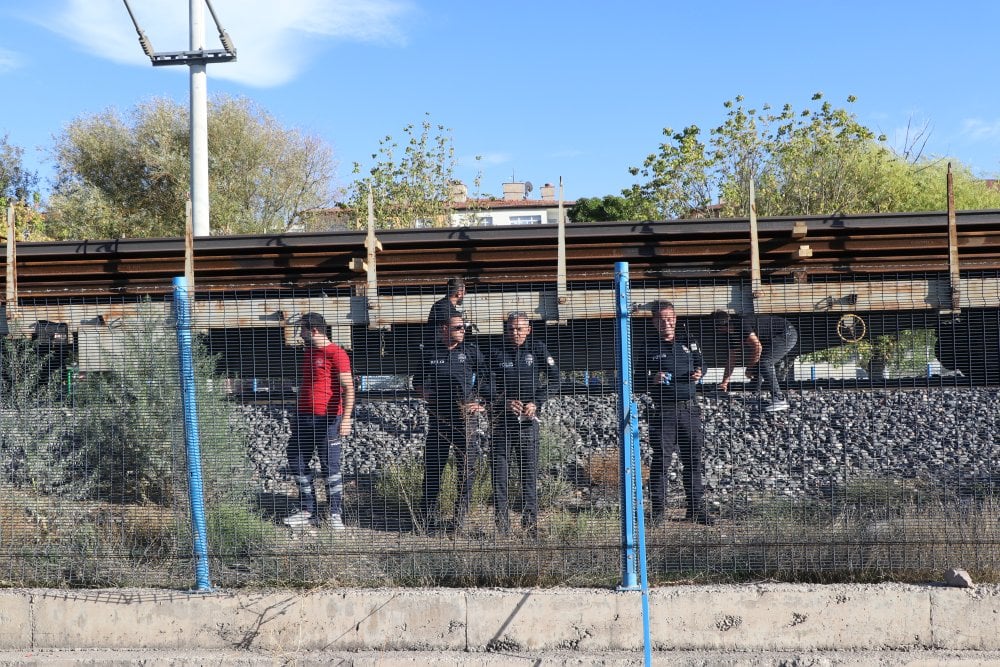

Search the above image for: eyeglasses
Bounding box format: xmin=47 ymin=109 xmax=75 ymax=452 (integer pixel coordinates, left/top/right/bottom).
xmin=449 ymin=325 xmax=465 ymax=331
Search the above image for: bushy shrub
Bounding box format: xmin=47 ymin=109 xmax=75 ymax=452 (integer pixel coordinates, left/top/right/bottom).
xmin=0 ymin=339 xmax=73 ymax=493
xmin=57 ymin=303 xmax=249 ymax=505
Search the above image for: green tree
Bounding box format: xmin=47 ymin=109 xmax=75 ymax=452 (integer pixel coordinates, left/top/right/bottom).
xmin=628 ymin=124 xmax=715 ymax=219
xmin=348 ymin=114 xmax=480 ymax=229
xmin=0 ymin=133 xmax=48 ymax=240
xmin=629 ymin=93 xmax=1000 ymax=218
xmin=568 ymin=193 xmax=657 ymax=222
xmin=46 ymin=96 xmax=337 ymax=238
xmin=0 ymin=133 xmax=38 ymax=205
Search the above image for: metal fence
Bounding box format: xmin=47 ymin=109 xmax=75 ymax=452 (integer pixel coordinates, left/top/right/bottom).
xmin=1 ymin=268 xmax=998 ymax=589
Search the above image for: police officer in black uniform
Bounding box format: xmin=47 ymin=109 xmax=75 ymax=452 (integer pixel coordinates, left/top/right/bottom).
xmin=413 ymin=312 xmax=492 ymax=532
xmin=427 ymin=278 xmax=465 ymax=329
xmin=635 ymin=300 xmax=711 ymax=525
xmin=488 ymin=311 xmax=561 ymax=536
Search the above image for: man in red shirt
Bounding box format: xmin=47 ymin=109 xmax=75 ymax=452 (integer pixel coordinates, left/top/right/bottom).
xmin=283 ymin=312 xmax=355 ymax=530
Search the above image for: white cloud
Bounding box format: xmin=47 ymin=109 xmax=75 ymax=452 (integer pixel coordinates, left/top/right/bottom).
xmin=33 ymin=0 xmax=413 ymax=87
xmin=0 ymin=47 xmax=22 ymax=73
xmin=961 ymin=118 xmax=1000 ymax=142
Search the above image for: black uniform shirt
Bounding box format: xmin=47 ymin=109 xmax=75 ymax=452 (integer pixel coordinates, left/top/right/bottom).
xmin=489 ymin=338 xmax=560 ymax=408
xmin=635 ymin=333 xmax=703 ymax=403
xmin=414 ymin=340 xmax=492 ymax=419
xmin=427 ymin=297 xmax=462 ymax=327
xmin=424 ymin=298 xmax=463 ymax=348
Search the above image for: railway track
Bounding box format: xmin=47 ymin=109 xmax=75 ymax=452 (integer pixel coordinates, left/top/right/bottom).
xmin=3 ymin=209 xmax=1000 ymax=384
xmin=6 ymin=210 xmax=1000 ymax=296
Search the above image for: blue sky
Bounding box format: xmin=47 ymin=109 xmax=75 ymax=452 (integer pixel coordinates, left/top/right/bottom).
xmin=3 ymin=0 xmax=1000 ymax=203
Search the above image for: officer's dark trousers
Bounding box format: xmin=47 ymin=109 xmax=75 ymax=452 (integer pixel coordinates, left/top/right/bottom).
xmin=491 ymin=415 xmax=540 ymax=530
xmin=648 ymin=401 xmax=705 ymax=517
xmin=422 ymin=413 xmax=477 ymax=523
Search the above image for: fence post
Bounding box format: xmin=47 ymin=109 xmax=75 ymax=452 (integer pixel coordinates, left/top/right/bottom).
xmin=173 ymin=275 xmax=212 ymax=592
xmin=614 ymin=261 xmax=652 ymax=665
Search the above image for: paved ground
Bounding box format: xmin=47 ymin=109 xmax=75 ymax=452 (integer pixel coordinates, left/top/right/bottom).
xmin=5 ymin=649 xmax=1000 ymax=666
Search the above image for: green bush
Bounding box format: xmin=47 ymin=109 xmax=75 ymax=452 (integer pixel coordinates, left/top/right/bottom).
xmin=538 ymin=421 xmax=576 ymax=507
xmin=67 ymin=303 xmax=250 ymax=505
xmin=208 ymin=501 xmax=279 ymax=559
xmin=0 ymin=340 xmax=72 ymax=494
xmin=375 ymin=457 xmax=492 ymax=517
xmin=800 ymin=328 xmax=936 ymax=375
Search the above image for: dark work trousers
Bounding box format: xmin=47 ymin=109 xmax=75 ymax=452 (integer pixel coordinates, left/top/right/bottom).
xmin=490 ymin=414 xmax=540 ymax=531
xmin=756 ymin=327 xmax=798 ymax=400
xmin=647 ymin=401 xmax=705 ymax=518
xmin=288 ymin=414 xmax=344 ymax=517
xmin=422 ymin=413 xmax=478 ymax=524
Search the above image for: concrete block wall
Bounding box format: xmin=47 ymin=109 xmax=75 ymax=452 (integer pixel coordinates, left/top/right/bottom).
xmin=2 ymin=584 xmax=999 ymax=653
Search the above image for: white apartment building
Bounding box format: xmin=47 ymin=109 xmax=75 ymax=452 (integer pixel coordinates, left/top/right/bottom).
xmin=448 ymin=181 xmax=574 ymax=227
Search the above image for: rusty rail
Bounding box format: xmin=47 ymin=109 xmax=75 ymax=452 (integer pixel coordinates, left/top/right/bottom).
xmin=3 ymin=210 xmax=1000 ymax=296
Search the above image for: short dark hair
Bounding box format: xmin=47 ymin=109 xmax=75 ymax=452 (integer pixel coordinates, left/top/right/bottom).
xmin=712 ymin=310 xmax=732 ymax=326
xmin=506 ymin=311 xmax=530 ymax=331
xmin=650 ymin=300 xmax=675 ymax=317
xmin=431 ymin=306 xmax=463 ymax=328
xmin=446 ymin=277 xmax=466 ymax=295
xmin=300 ymin=312 xmax=327 ymax=332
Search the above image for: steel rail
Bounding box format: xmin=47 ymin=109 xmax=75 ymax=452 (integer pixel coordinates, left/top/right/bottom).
xmin=5 ymin=210 xmax=1000 ymax=296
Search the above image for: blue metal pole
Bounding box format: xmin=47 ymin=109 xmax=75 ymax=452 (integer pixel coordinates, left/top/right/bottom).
xmin=614 ymin=261 xmax=638 ymax=591
xmin=630 ymin=387 xmax=653 ymax=667
xmin=173 ymin=276 xmax=212 ymax=592
xmin=613 ymin=262 xmax=652 ymax=666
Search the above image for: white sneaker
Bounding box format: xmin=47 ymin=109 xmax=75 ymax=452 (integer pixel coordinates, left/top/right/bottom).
xmin=764 ymin=399 xmax=789 ymax=413
xmin=328 ymin=514 xmax=346 ymax=531
xmin=282 ymin=510 xmax=314 ymax=527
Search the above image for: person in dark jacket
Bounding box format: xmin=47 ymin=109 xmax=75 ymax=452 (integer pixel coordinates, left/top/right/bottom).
xmin=635 ymin=300 xmax=711 ymax=525
xmin=427 ymin=277 xmax=466 ymax=327
xmin=488 ymin=311 xmax=561 ymax=536
xmin=423 ymin=277 xmax=466 ymax=351
xmin=413 ymin=312 xmax=492 ymax=533
xmin=714 ymin=310 xmax=798 ymax=412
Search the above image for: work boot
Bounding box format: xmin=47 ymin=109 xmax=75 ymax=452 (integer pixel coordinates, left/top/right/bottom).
xmin=282 ymin=510 xmax=316 ymax=528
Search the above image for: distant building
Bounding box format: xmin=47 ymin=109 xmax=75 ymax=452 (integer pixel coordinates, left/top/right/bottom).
xmin=448 ymin=181 xmax=575 ymax=226
xmin=298 ymin=180 xmax=576 ymax=231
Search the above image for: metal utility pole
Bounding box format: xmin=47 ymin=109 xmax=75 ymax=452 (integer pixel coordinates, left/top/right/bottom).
xmin=189 ymin=0 xmax=209 ymax=238
xmin=123 ymin=0 xmax=236 ymax=237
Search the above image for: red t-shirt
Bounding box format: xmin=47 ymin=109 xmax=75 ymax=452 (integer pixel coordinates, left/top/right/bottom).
xmin=297 ymin=343 xmax=351 ymax=416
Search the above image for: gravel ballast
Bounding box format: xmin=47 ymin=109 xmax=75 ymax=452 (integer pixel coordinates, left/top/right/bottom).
xmin=239 ymin=387 xmax=1000 ymax=503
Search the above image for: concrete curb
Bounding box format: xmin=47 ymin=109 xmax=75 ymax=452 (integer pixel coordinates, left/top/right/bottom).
xmin=2 ymin=584 xmax=998 ymax=653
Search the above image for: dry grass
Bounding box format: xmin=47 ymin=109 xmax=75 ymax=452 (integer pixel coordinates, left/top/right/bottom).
xmin=3 ymin=481 xmax=1000 ymax=588
xmin=584 ymin=448 xmax=649 ymax=489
